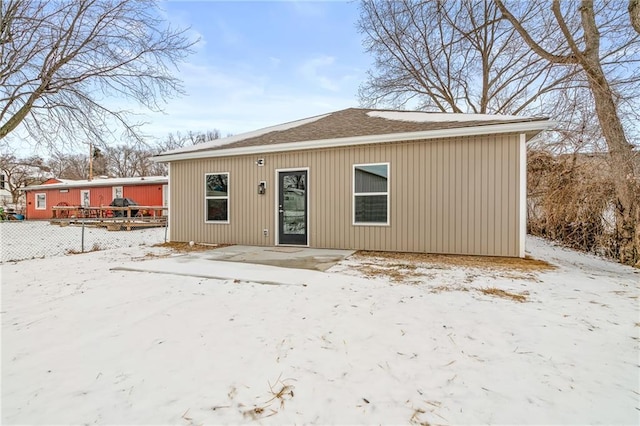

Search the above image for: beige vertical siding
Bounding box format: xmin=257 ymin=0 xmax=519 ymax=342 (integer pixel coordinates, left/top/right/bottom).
xmin=169 ymin=133 xmax=523 ymax=256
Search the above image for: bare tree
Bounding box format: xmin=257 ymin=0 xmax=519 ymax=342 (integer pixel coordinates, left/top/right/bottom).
xmin=47 ymin=152 xmax=90 ymax=179
xmin=357 ymin=0 xmax=578 ymax=114
xmin=149 ymin=129 xmax=224 ymax=175
xmin=495 ymin=0 xmax=639 ymax=265
xmin=43 ymin=128 xmax=224 ymax=179
xmin=51 ymin=144 xmax=153 ymax=178
xmin=0 ymin=153 xmax=51 ymax=205
xmin=0 ymin=0 xmax=196 ymax=148
xmin=157 ymin=130 xmax=223 ymax=150
xmin=358 ymin=0 xmax=639 ymax=265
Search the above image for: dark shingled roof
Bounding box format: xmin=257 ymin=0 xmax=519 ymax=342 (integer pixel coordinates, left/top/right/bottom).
xmin=161 ymin=108 xmax=549 ymax=157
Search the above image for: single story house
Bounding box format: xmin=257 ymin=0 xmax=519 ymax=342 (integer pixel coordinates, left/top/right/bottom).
xmin=153 ymin=108 xmax=553 ymax=257
xmin=0 ymin=173 xmax=12 ymax=206
xmin=22 ymin=176 xmax=168 ymax=220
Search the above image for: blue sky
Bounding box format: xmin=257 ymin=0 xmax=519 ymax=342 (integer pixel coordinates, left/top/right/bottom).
xmin=143 ymin=0 xmax=371 ymax=139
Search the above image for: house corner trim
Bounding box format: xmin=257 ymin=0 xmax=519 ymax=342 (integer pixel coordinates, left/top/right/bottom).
xmin=519 ymin=134 xmax=527 ymax=258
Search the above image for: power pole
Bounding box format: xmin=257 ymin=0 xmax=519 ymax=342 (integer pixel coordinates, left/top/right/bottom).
xmin=88 ymin=142 xmax=93 ymax=181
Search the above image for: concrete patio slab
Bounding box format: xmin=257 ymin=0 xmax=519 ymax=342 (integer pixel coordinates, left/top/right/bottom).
xmin=111 ymin=245 xmax=357 ymax=286
xmin=198 ymin=245 xmax=356 ymax=272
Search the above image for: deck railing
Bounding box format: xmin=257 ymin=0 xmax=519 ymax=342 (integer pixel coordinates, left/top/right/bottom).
xmin=52 ymin=205 xmax=167 ymax=218
xmin=50 ymin=205 xmax=168 ymax=231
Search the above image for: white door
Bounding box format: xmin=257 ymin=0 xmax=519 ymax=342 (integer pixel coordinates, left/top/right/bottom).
xmin=80 ymin=190 xmax=90 ymax=207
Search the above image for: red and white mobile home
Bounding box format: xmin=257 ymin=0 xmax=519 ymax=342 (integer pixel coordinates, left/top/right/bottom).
xmin=22 ymin=176 xmax=168 ymax=220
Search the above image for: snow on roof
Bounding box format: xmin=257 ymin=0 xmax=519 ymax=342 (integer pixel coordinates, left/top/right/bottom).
xmin=22 ymin=176 xmax=167 ymax=191
xmin=367 ymin=110 xmax=523 ymax=122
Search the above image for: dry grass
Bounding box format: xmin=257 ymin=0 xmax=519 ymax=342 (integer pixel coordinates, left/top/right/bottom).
xmin=65 ymin=243 xmax=103 ymax=255
xmin=143 ymin=252 xmax=170 ymax=259
xmin=430 ymin=285 xmax=471 ymax=293
xmin=239 ymin=375 xmax=295 ymax=420
xmin=409 ymin=408 xmax=430 ymax=425
xmin=355 ymin=250 xmax=555 ymax=272
xmin=428 ymin=285 xmax=528 ymax=302
xmin=242 ymin=405 xmax=277 ymax=420
xmin=479 ymin=287 xmax=528 ymax=303
xmin=348 ymin=250 xmax=554 ymax=284
xmin=354 ymin=262 xmax=423 ymax=283
xmin=153 ymin=241 xmax=232 ymax=253
xmin=265 ymin=375 xmax=295 ymax=408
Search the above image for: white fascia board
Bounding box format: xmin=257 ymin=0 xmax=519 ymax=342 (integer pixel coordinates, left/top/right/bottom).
xmin=152 ymin=120 xmax=555 ymax=163
xmin=22 ymin=177 xmax=168 ymax=191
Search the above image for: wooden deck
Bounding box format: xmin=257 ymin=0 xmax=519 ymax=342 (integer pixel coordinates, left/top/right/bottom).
xmin=50 ymin=205 xmax=168 ymax=230
xmin=50 ymin=217 xmax=167 ymax=231
xmin=52 ymin=205 xmax=167 ymax=219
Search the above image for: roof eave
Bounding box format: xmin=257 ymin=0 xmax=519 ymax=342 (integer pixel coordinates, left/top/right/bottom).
xmin=152 ymin=120 xmax=555 ymax=163
xmin=22 ymin=177 xmax=168 ymax=191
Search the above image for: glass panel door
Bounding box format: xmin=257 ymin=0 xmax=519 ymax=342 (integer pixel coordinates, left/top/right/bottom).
xmin=278 ymin=170 xmax=307 ymax=245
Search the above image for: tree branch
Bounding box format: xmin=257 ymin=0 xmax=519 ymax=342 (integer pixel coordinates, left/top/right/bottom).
xmin=495 ymin=0 xmax=578 ymax=64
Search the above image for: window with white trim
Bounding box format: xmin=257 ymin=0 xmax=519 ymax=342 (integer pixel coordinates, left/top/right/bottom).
xmin=353 ymin=163 xmax=389 ymax=225
xmin=205 ymin=173 xmax=229 ymax=222
xmin=35 ymin=193 xmax=47 ymax=210
xmin=112 ymin=186 xmax=123 ymax=199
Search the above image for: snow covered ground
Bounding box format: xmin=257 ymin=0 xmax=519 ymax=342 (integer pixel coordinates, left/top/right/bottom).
xmin=0 ymin=221 xmax=166 ymax=262
xmin=1 ymin=236 xmax=638 ymax=424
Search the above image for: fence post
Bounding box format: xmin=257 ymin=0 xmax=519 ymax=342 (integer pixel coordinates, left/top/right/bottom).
xmin=81 ymin=218 xmax=85 ymax=253
xmin=164 ymin=219 xmax=168 ymax=242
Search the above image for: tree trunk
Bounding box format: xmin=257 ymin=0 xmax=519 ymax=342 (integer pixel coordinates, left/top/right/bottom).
xmin=588 ymin=85 xmax=637 ymax=265
xmin=631 ymin=0 xmax=640 ymax=34
xmin=580 ymin=5 xmax=639 ymax=265
xmin=636 ymin=202 xmax=640 ymax=267
xmin=596 ymin=98 xmax=640 ymax=265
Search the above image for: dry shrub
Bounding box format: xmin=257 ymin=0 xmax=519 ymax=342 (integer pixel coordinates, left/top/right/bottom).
xmin=528 ymin=149 xmax=618 ymax=258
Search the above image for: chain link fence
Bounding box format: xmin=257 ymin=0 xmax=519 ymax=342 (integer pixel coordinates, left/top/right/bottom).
xmin=0 ymin=219 xmax=168 ymax=263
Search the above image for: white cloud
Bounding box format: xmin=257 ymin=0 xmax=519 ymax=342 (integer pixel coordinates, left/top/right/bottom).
xmin=289 ymin=1 xmax=327 ymax=18
xmin=213 ymin=19 xmax=242 ymax=47
xmin=298 ymin=55 xmax=341 ymax=92
xmin=268 ymin=56 xmax=281 ymax=68
xmin=135 ymin=60 xmax=358 ymax=140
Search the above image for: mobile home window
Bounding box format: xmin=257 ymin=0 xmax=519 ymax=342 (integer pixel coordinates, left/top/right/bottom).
xmin=205 ymin=173 xmax=229 ymax=222
xmin=112 ymin=186 xmax=123 ymax=199
xmin=353 ymin=163 xmax=389 ymax=225
xmin=35 ymin=193 xmax=47 ymax=210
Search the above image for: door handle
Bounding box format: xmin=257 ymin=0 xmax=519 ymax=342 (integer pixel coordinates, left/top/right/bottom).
xmin=278 ymin=209 xmax=284 ymax=213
